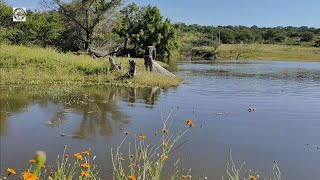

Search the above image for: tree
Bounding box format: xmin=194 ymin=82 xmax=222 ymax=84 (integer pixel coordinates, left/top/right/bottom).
xmin=300 ymin=32 xmax=314 ymax=42
xmin=42 ymin=0 xmax=122 ymax=50
xmin=220 ymin=29 xmax=235 ymax=44
xmin=314 ymin=39 xmax=320 ymax=47
xmin=114 ymin=4 xmax=180 ymax=58
xmin=113 ymin=3 xmax=139 ymax=51
xmin=263 ymin=29 xmax=286 ymax=43
xmin=235 ymin=30 xmax=255 ymax=43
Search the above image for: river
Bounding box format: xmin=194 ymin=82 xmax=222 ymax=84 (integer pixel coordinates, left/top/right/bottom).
xmin=1 ymin=59 xmax=320 ymax=179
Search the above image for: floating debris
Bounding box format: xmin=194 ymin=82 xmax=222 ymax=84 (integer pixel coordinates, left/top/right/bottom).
xmin=248 ymin=108 xmax=256 ymax=112
xmin=45 ymin=121 xmax=54 ymax=126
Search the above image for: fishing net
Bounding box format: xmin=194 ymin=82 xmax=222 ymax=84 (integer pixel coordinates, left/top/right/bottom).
xmin=152 ymin=61 xmax=175 ymax=76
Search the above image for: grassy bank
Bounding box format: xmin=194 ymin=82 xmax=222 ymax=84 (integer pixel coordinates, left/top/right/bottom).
xmin=217 ymin=44 xmax=320 ymax=61
xmin=0 ymin=44 xmax=182 ymax=88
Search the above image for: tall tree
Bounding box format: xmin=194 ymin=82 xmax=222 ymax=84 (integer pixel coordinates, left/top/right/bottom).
xmin=42 ymin=0 xmax=122 ymax=50
xmin=114 ymin=4 xmax=180 ymax=58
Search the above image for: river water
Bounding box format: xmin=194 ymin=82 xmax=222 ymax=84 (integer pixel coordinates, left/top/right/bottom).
xmin=1 ymin=60 xmax=320 ymax=179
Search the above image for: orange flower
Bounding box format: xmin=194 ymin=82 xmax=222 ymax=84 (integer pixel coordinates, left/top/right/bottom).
xmin=22 ymin=171 xmax=37 ymax=180
xmin=139 ymin=134 xmax=147 ymax=139
xmin=81 ymin=171 xmax=89 ymax=177
xmin=162 ymin=128 xmax=168 ymax=133
xmin=119 ymin=156 xmax=125 ymax=161
xmin=163 ymin=154 xmax=168 ymax=160
xmin=7 ymin=168 xmax=16 ymax=175
xmin=82 ymin=151 xmax=90 ymax=156
xmin=125 ymin=131 xmax=130 ymax=135
xmin=249 ymin=175 xmax=257 ymax=180
xmin=128 ymin=175 xmax=137 ymax=180
xmin=29 ymin=159 xmax=36 ymax=163
xmin=74 ymin=153 xmax=83 ymax=161
xmin=163 ymin=141 xmax=168 ymax=147
xmin=186 ymin=119 xmax=194 ymax=127
xmin=81 ymin=163 xmax=90 ymax=168
xmin=64 ymin=154 xmax=69 ymax=158
xmin=41 ymin=164 xmax=45 ymax=168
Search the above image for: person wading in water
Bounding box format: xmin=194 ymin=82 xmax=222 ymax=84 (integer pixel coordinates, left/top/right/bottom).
xmin=143 ymin=43 xmax=157 ymax=71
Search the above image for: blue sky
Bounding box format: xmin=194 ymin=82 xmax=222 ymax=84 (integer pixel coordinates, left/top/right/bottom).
xmin=5 ymin=0 xmax=320 ymax=27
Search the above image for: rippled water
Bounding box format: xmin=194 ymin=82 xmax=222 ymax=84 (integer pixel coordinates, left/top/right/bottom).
xmin=1 ymin=60 xmax=320 ymax=179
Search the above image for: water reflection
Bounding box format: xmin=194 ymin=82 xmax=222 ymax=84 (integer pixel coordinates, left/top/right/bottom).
xmin=0 ymin=86 xmax=162 ymax=137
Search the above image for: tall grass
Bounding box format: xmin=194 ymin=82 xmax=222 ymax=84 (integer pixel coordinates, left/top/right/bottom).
xmin=0 ymin=44 xmax=182 ymax=88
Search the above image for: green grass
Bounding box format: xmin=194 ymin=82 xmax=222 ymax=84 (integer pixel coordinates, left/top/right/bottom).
xmin=217 ymin=44 xmax=320 ymax=61
xmin=0 ymin=44 xmax=182 ymax=88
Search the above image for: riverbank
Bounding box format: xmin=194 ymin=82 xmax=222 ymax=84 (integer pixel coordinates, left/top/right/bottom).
xmin=217 ymin=44 xmax=320 ymax=61
xmin=0 ymin=44 xmax=182 ymax=88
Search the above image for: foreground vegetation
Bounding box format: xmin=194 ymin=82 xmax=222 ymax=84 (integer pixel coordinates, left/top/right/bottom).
xmin=0 ymin=110 xmax=282 ymax=180
xmin=0 ymin=44 xmax=182 ymax=88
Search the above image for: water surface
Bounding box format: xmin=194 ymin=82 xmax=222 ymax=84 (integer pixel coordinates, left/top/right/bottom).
xmin=1 ymin=59 xmax=320 ymax=179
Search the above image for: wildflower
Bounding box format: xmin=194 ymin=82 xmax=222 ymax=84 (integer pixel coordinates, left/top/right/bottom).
xmin=83 ymin=151 xmax=90 ymax=156
xmin=22 ymin=171 xmax=37 ymax=180
xmin=186 ymin=119 xmax=194 ymax=127
xmin=81 ymin=171 xmax=89 ymax=177
xmin=41 ymin=164 xmax=45 ymax=168
xmin=125 ymin=131 xmax=130 ymax=135
xmin=163 ymin=154 xmax=168 ymax=160
xmin=162 ymin=128 xmax=168 ymax=133
xmin=129 ymin=163 xmax=135 ymax=167
xmin=139 ymin=134 xmax=147 ymax=139
xmin=120 ymin=171 xmax=125 ymax=177
xmin=119 ymin=156 xmax=125 ymax=161
xmin=181 ymin=175 xmax=187 ymax=179
xmin=29 ymin=159 xmax=36 ymax=163
xmin=7 ymin=168 xmax=16 ymax=175
xmin=130 ymin=154 xmax=134 ymax=158
xmin=249 ymin=175 xmax=257 ymax=180
xmin=64 ymin=154 xmax=69 ymax=158
xmin=128 ymin=175 xmax=137 ymax=180
xmin=81 ymin=163 xmax=90 ymax=168
xmin=74 ymin=153 xmax=83 ymax=161
xmin=163 ymin=141 xmax=168 ymax=147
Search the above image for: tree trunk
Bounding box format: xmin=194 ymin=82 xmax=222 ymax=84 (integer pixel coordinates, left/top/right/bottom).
xmin=109 ymin=57 xmax=122 ymax=71
xmin=85 ymin=29 xmax=93 ymax=50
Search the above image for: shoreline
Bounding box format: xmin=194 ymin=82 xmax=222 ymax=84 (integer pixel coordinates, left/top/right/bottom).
xmin=0 ymin=44 xmax=182 ymax=88
xmin=186 ymin=44 xmax=320 ymax=62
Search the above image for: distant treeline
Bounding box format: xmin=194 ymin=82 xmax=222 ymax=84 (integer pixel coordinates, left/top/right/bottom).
xmin=178 ymin=23 xmax=320 ymax=46
xmin=1 ymin=0 xmax=319 ymax=59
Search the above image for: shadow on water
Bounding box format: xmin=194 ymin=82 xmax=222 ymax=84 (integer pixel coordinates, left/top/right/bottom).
xmin=0 ymin=85 xmax=161 ymax=137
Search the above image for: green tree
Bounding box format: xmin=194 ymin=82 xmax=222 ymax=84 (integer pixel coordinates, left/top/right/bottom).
xmin=263 ymin=29 xmax=286 ymax=43
xmin=314 ymin=39 xmax=320 ymax=47
xmin=300 ymin=32 xmax=314 ymax=42
xmin=114 ymin=4 xmax=180 ymax=58
xmin=235 ymin=30 xmax=255 ymax=43
xmin=220 ymin=29 xmax=235 ymax=44
xmin=42 ymin=0 xmax=122 ymax=50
